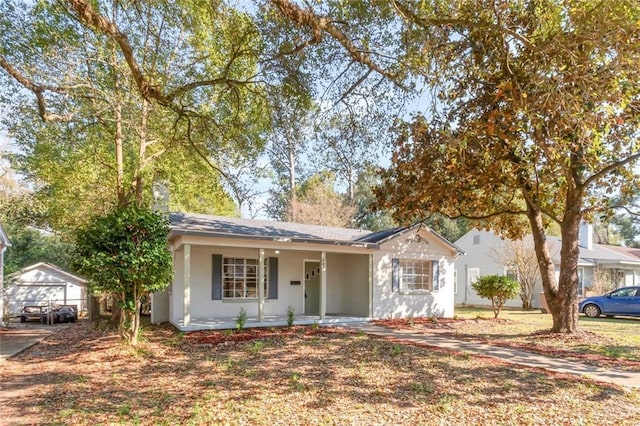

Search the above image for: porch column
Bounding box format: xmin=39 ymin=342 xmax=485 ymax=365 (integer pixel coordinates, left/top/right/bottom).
xmin=183 ymin=244 xmax=191 ymax=327
xmin=368 ymin=254 xmax=373 ymax=318
xmin=258 ymin=248 xmax=265 ymax=322
xmin=320 ymin=251 xmax=327 ymax=319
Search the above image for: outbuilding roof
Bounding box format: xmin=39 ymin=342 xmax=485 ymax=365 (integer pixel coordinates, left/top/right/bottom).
xmin=7 ymin=262 xmax=87 ymax=285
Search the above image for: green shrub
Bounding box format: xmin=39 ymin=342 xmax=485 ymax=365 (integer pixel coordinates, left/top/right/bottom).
xmin=236 ymin=308 xmax=247 ymax=330
xmin=287 ymin=305 xmax=295 ymax=327
xmin=471 ymin=275 xmax=520 ymax=318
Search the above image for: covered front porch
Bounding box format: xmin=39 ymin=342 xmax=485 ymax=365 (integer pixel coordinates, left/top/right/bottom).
xmin=172 ymin=313 xmax=372 ymax=332
xmin=153 ymin=228 xmax=376 ymax=330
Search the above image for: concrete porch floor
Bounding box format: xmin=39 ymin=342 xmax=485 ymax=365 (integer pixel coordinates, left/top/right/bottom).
xmin=171 ymin=314 xmax=371 ymax=332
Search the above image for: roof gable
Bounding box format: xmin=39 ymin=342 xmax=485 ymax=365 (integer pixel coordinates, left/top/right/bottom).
xmin=8 ymin=262 xmax=87 ymax=285
xmin=359 ymin=223 xmax=464 ymax=255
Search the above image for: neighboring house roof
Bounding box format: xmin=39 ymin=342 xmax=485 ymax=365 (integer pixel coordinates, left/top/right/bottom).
xmin=545 ymin=236 xmax=640 ymax=267
xmin=0 ymin=222 xmax=10 ymax=248
xmin=169 ymin=212 xmax=463 ymax=253
xmin=7 ymin=262 xmax=88 ymax=285
xmin=605 ymin=245 xmax=640 ymax=261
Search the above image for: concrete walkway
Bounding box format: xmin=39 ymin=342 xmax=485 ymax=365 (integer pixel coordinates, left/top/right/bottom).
xmin=0 ymin=325 xmax=54 ymax=362
xmin=348 ymin=323 xmax=640 ymax=389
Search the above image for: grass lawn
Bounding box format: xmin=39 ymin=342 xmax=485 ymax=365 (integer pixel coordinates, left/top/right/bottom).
xmin=447 ymin=307 xmax=640 ymax=367
xmin=1 ymin=321 xmax=640 ymax=425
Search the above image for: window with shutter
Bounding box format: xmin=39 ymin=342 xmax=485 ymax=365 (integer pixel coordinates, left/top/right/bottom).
xmin=212 ymin=255 xmax=278 ymax=300
xmin=394 ymin=259 xmax=440 ymax=293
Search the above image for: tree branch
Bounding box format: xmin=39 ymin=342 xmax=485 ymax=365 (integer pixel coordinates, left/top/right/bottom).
xmin=583 ymin=150 xmax=640 ymax=189
xmin=0 ymin=56 xmax=74 ymax=122
xmin=269 ymin=0 xmax=404 ymax=88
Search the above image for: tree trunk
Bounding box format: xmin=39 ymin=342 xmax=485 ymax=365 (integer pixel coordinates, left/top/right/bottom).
xmin=288 ymin=142 xmax=296 ymax=222
xmin=527 ymin=204 xmax=580 ymax=333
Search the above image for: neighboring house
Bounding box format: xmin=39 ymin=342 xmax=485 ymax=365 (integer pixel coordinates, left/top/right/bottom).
xmin=151 ymin=213 xmax=464 ymax=331
xmin=5 ymin=263 xmax=88 ymax=315
xmin=0 ymin=223 xmax=11 ymax=326
xmin=455 ymin=224 xmax=640 ymax=309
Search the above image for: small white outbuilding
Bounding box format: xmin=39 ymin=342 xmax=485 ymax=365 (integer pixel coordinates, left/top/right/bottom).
xmin=5 ymin=262 xmax=88 ymax=315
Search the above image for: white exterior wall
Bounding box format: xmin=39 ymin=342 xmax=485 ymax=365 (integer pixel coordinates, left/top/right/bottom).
xmin=173 ymin=245 xmax=351 ymax=320
xmin=454 ymin=229 xmax=524 ymax=307
xmin=624 ymin=269 xmax=639 ymax=287
xmin=151 ymin=289 xmax=170 ymax=324
xmin=171 ymin=247 xmax=184 ymax=323
xmin=326 ymin=253 xmax=369 ymax=316
xmin=372 ymin=229 xmax=456 ymax=319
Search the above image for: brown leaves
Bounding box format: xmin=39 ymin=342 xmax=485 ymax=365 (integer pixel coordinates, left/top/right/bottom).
xmin=2 ymin=321 xmax=640 ymax=425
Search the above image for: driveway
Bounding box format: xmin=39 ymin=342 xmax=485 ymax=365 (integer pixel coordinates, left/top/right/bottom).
xmin=0 ymin=320 xmax=66 ymax=362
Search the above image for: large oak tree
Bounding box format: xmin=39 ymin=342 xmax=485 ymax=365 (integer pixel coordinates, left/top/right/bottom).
xmin=271 ymin=0 xmax=640 ymax=332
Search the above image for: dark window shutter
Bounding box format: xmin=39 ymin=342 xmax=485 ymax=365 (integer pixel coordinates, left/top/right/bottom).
xmin=432 ymin=260 xmax=440 ymax=291
xmin=212 ymin=254 xmax=222 ymax=300
xmin=392 ymin=258 xmax=400 ymax=292
xmin=268 ymin=257 xmax=278 ymax=299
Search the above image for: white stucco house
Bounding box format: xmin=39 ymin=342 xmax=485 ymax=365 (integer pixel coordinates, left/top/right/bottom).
xmin=5 ymin=262 xmax=88 ymax=315
xmin=151 ymin=213 xmax=464 ymax=331
xmin=454 ymin=224 xmax=640 ymax=309
xmin=0 ymin=222 xmax=11 ymax=326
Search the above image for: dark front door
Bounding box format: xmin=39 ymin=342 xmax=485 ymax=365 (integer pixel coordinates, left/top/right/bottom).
xmin=304 ymin=261 xmax=320 ymax=314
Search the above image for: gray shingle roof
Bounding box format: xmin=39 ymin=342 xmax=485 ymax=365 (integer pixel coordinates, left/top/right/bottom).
xmin=170 ymin=213 xmax=463 ymax=254
xmin=546 ymin=236 xmax=640 ymax=265
xmin=169 ymin=212 xmax=374 ymax=245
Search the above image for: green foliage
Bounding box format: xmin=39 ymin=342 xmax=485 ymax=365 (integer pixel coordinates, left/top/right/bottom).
xmin=236 ymin=308 xmax=247 ymax=331
xmin=248 ymin=340 xmax=264 ymax=355
xmin=0 ymin=0 xmax=268 ymax=230
xmin=362 ymin=0 xmax=640 ymax=332
xmin=73 ymin=204 xmax=172 ymax=297
xmin=2 ymin=224 xmax=73 ymax=276
xmin=472 ymin=275 xmax=520 ymax=319
xmin=73 ymin=203 xmax=172 ymax=344
xmin=281 ymin=172 xmax=356 ymax=227
xmin=352 ymin=165 xmax=396 ymax=231
xmin=287 ymin=305 xmax=295 ymax=327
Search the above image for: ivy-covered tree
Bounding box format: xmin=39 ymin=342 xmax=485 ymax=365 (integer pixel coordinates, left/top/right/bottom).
xmin=73 ymin=204 xmax=172 ymax=345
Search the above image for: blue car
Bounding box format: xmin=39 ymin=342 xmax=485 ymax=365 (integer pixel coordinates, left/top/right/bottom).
xmin=579 ymin=286 xmax=640 ymax=318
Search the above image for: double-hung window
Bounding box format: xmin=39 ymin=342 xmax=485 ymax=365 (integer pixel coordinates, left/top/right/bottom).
xmin=400 ymin=259 xmax=433 ymax=292
xmin=392 ymin=258 xmax=440 ymax=293
xmin=222 ymin=257 xmax=268 ymax=299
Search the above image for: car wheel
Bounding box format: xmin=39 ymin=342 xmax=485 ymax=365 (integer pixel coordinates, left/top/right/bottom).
xmin=20 ymin=316 xmax=26 ymax=323
xmin=583 ymin=304 xmax=601 ymax=318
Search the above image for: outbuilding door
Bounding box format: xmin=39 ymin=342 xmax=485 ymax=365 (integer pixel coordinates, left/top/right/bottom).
xmin=15 ymin=284 xmax=66 ymax=306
